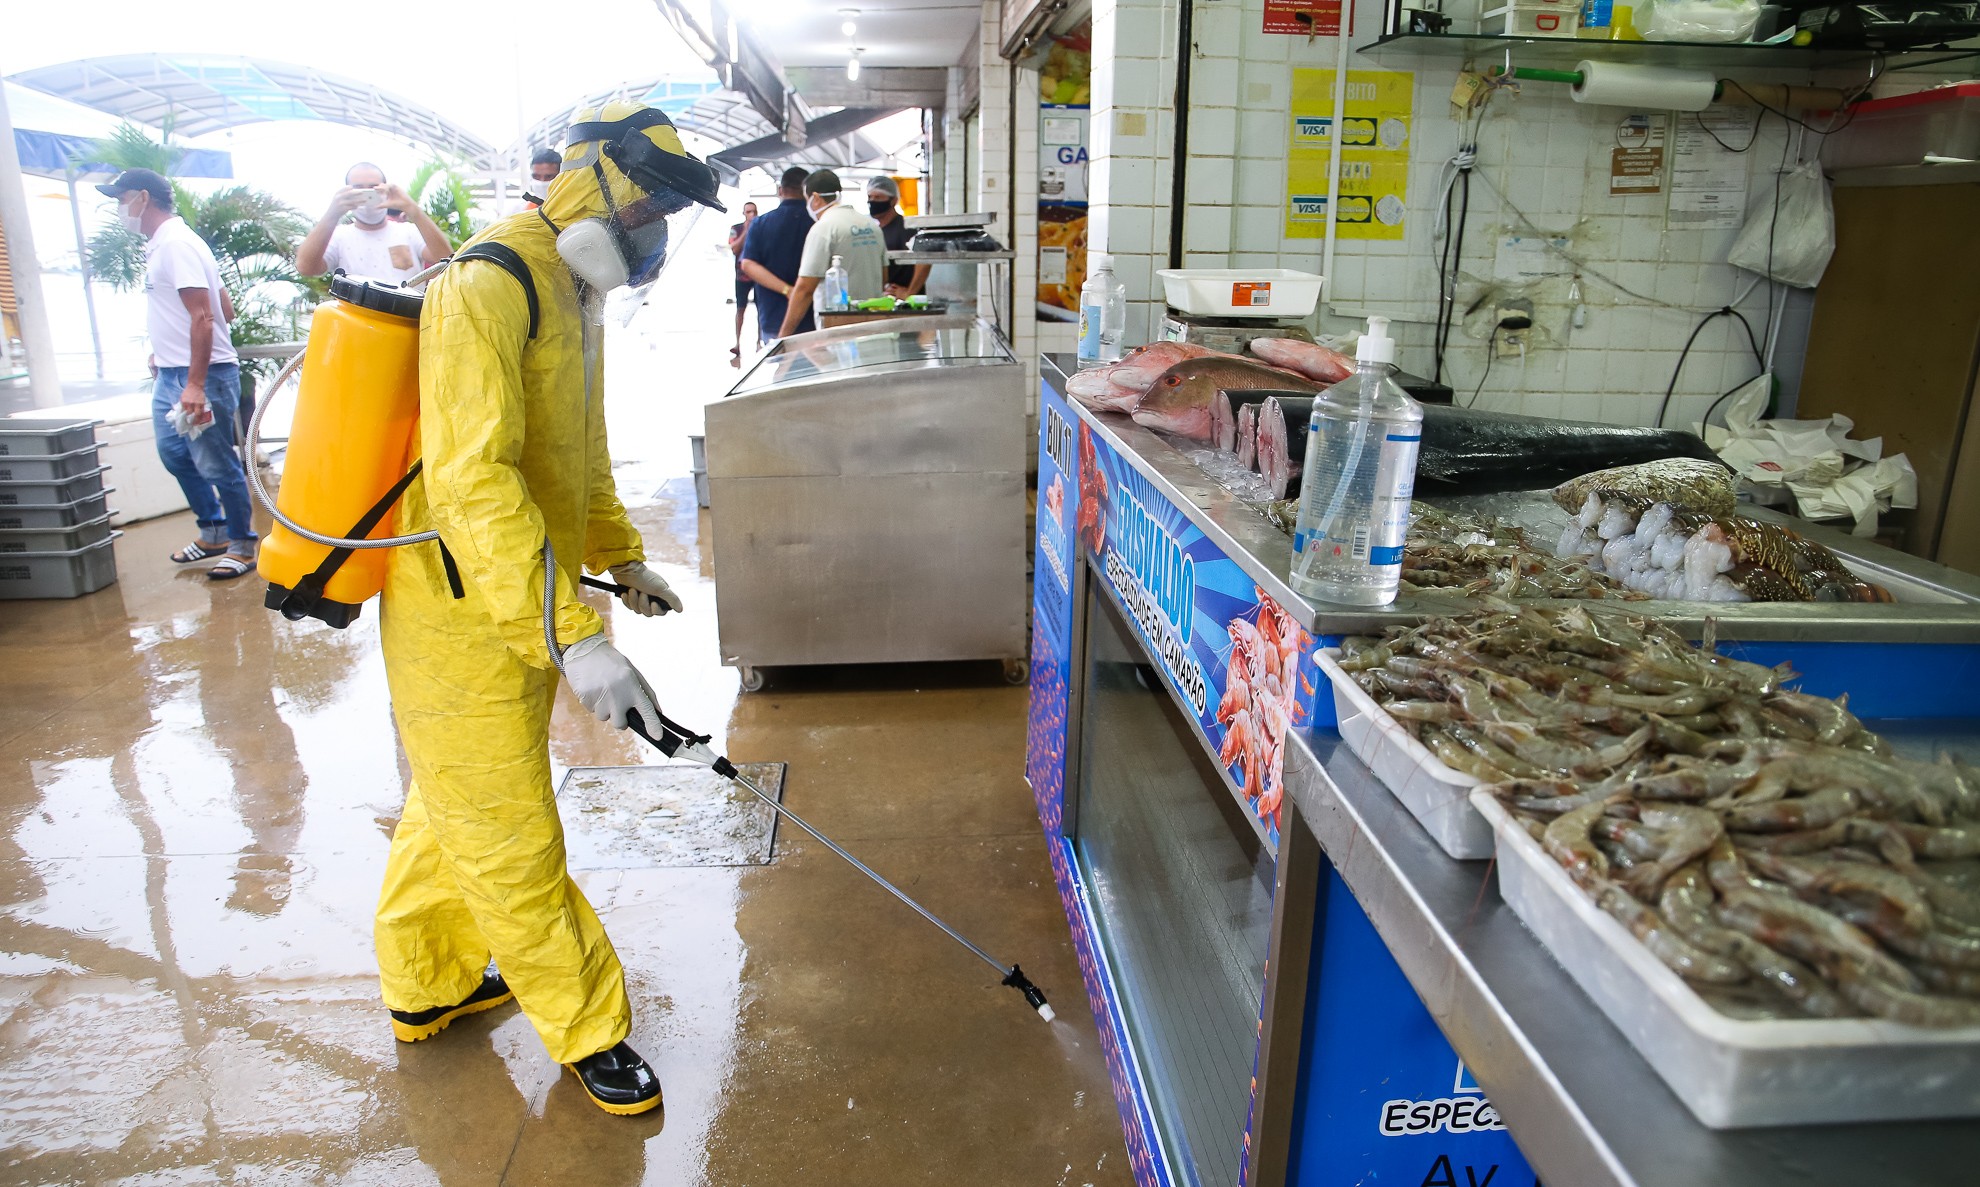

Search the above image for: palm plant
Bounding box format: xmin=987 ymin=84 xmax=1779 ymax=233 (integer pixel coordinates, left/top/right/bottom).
xmin=80 ymin=123 xmax=311 ymax=383
xmin=408 ymin=158 xmax=481 ymax=250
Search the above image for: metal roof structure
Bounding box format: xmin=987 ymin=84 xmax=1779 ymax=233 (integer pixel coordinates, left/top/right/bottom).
xmin=6 ymin=55 xmax=496 ymax=162
xmin=508 ymin=78 xmax=894 ymax=179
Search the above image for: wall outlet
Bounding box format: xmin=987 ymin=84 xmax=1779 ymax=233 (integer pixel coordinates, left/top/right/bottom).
xmin=1493 ymin=298 xmax=1535 ymax=359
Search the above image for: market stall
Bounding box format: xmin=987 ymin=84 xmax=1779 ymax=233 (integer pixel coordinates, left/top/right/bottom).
xmin=706 ymin=314 xmax=1028 ymax=689
xmin=1025 ymin=353 xmax=1980 ymax=1187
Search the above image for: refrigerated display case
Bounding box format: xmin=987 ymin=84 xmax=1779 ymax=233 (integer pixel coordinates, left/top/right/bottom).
xmin=1026 ymin=353 xmax=1980 ymax=1187
xmin=706 ymin=315 xmax=1028 ymax=689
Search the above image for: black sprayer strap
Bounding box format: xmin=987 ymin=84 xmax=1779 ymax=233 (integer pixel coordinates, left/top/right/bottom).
xmin=278 ymin=461 xmax=424 ymax=622
xmin=453 ymin=242 xmax=539 ymax=339
xmin=436 ymin=537 xmax=466 ymax=600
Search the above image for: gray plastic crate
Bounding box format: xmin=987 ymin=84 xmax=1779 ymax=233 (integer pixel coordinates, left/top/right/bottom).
xmin=0 ymin=511 xmax=115 ymax=554
xmin=0 ymin=465 xmax=110 ymax=507
xmin=0 ymin=418 xmax=100 ymax=457
xmin=0 ymin=532 xmax=121 ymax=599
xmin=0 ymin=490 xmax=115 ymax=531
xmin=0 ymin=445 xmax=102 ymax=483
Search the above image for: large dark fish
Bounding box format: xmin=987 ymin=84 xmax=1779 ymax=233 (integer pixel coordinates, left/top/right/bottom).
xmin=1416 ymin=405 xmax=1721 ymax=497
xmin=1134 ymin=358 xmax=1316 ymax=441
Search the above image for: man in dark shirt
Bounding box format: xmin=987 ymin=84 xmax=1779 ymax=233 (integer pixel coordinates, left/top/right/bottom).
xmin=738 ymin=167 xmax=814 ymax=343
xmin=866 ymin=176 xmax=930 ymax=299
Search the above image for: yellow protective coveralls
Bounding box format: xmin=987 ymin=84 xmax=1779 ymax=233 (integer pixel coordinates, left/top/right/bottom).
xmin=373 ymin=150 xmax=650 ymax=1064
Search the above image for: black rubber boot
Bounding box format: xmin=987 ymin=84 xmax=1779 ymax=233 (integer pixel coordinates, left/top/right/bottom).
xmin=389 ymin=973 xmax=513 ymax=1042
xmin=567 ymin=1041 xmax=663 ymax=1116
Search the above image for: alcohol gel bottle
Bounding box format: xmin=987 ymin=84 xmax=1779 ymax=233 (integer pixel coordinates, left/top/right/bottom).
xmin=1077 ymin=254 xmax=1127 ymax=365
xmin=821 ymin=255 xmax=851 ymax=314
xmin=1289 ymin=316 xmax=1423 ymax=606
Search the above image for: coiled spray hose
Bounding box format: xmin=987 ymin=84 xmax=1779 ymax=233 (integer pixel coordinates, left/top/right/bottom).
xmin=244 ymin=348 xmax=440 ymax=552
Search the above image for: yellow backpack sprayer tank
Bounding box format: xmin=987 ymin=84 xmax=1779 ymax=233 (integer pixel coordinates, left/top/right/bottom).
xmin=246 ymin=246 xmax=541 ymax=628
xmin=256 ymin=275 xmax=425 ymax=626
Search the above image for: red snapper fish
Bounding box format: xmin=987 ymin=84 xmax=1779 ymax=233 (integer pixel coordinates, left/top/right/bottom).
xmin=1131 ymin=358 xmax=1315 ymax=442
xmin=1248 ymin=336 xmax=1355 ymax=384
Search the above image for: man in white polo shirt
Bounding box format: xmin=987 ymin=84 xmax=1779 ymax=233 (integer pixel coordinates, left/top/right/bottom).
xmin=296 ymin=161 xmax=451 ymax=286
xmin=775 ymin=169 xmax=887 ymax=338
xmin=98 ymin=168 xmax=258 ymax=579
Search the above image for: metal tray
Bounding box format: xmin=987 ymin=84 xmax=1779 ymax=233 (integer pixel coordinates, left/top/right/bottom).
xmin=1471 ymin=783 xmax=1980 ymax=1129
xmin=902 ymin=211 xmax=997 ymax=231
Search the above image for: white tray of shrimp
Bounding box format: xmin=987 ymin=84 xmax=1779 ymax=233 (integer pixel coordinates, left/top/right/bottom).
xmin=1470 ymin=788 xmax=1980 ymax=1129
xmin=1316 ymin=648 xmax=1493 ymax=859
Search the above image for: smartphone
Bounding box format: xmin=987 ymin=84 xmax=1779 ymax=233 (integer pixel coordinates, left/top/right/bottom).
xmin=357 ymin=189 xmax=386 ymax=210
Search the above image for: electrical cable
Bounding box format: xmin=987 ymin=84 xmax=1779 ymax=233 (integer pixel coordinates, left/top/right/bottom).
xmin=1467 ymin=347 xmax=1494 ymax=408
xmin=1655 ymin=305 xmax=1763 ymax=428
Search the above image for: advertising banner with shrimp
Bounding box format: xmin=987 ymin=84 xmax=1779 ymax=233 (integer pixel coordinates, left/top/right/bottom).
xmin=1071 ymin=414 xmax=1323 ymax=847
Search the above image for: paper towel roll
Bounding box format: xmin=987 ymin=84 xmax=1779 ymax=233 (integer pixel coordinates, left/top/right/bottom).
xmin=1570 ymin=61 xmax=1718 ymax=112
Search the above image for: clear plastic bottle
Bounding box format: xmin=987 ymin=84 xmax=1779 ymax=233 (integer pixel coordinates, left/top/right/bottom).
xmin=1289 ymin=316 xmax=1424 ymax=606
xmin=821 ymin=255 xmax=851 ymax=314
xmin=1077 ymin=254 xmax=1128 ymax=365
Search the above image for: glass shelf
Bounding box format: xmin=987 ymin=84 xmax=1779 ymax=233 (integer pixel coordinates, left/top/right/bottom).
xmin=1358 ymin=30 xmax=1980 ymax=72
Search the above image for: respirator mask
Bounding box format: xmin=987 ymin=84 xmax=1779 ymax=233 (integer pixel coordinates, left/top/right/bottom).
xmin=552 ymin=108 xmax=725 ymax=323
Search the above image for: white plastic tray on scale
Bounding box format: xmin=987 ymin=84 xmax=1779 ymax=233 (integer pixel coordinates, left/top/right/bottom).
xmin=1315 ymin=648 xmax=1493 ymax=859
xmin=1155 ymin=268 xmax=1323 ymax=319
xmin=1469 ymin=788 xmax=1980 ymax=1129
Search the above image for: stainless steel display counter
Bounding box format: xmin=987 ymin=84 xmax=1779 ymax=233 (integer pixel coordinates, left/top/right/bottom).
xmin=706 ymin=316 xmax=1027 ymax=689
xmin=1026 ymin=353 xmax=1980 ymax=1187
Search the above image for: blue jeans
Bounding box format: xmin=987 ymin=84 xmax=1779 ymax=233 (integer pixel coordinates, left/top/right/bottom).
xmin=153 ymin=362 xmax=257 ymax=547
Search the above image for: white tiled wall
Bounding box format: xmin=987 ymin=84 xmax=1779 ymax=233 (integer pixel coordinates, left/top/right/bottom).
xmin=1075 ymin=0 xmax=1953 ymax=429
xmin=1088 ymin=0 xmax=1182 ymax=347
xmin=971 ymin=0 xmax=1046 ymax=395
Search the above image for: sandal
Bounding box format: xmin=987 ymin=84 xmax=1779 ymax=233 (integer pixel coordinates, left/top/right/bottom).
xmin=208 ymin=554 xmax=257 ymax=581
xmin=172 ymin=540 xmax=230 ymax=565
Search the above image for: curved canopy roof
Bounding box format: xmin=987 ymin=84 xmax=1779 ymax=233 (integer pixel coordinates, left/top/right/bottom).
xmin=7 ymin=55 xmax=495 ymax=162
xmin=511 ymin=78 xmax=893 ymax=179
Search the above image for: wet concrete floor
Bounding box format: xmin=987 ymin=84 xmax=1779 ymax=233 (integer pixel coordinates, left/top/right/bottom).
xmin=0 ymin=246 xmax=1130 ymax=1185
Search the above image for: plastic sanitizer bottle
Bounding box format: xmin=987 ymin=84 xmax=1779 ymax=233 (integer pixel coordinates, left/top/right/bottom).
xmin=822 ymin=255 xmax=851 ymax=313
xmin=1077 ymin=254 xmax=1128 ymax=365
xmin=1289 ymin=316 xmax=1423 ymax=606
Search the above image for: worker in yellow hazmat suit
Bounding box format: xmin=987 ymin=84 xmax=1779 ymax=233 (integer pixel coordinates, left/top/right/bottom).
xmin=372 ymin=101 xmax=723 ymax=1116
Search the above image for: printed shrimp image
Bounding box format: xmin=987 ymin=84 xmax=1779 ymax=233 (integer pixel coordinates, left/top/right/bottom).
xmin=1076 ymin=423 xmax=1111 ymax=557
xmin=1216 ymin=589 xmax=1312 ymax=831
xmin=1043 ymin=474 xmax=1066 ymax=527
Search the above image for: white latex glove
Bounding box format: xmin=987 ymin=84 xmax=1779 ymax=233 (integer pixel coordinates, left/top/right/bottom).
xmin=609 ymin=561 xmax=683 ymax=616
xmin=561 ymin=633 xmax=660 ymax=731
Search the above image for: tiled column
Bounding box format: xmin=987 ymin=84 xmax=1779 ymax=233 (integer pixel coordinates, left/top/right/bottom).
xmin=1088 ymin=0 xmax=1180 ymax=346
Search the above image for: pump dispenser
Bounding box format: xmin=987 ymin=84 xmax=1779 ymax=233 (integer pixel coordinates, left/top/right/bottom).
xmin=1288 ymin=315 xmax=1423 ymax=606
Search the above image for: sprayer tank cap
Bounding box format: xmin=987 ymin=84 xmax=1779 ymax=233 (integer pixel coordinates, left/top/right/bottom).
xmin=1357 ymin=314 xmax=1396 ymax=365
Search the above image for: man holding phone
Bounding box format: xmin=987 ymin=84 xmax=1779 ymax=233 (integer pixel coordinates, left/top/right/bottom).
xmin=296 ymin=162 xmax=451 ymax=285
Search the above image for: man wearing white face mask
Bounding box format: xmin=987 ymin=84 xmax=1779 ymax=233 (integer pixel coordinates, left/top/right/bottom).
xmin=775 ymin=169 xmax=885 ymax=338
xmin=97 ymin=168 xmax=258 ymax=579
xmin=296 ymin=162 xmax=450 ymax=286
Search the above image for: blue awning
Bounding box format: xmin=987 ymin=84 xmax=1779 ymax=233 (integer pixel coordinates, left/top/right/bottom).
xmin=12 ymin=128 xmax=232 ymax=181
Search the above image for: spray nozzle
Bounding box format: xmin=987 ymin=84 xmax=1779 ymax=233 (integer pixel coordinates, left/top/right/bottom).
xmin=1357 ymin=315 xmax=1396 ymax=366
xmin=1002 ymin=965 xmax=1056 ymax=1022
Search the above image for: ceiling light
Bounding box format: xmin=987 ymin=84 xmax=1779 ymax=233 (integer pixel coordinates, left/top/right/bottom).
xmin=846 ymin=49 xmax=863 ymax=81
xmin=841 ymin=9 xmax=859 ymax=36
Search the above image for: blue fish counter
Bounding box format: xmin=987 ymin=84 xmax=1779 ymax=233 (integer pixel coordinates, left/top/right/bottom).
xmin=1025 ymin=354 xmax=1980 ymax=1187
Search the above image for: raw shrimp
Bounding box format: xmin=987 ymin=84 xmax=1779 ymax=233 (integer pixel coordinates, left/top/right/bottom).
xmin=1623 ymin=804 xmax=1724 ymax=901
xmin=1543 ymin=799 xmax=1613 ymax=888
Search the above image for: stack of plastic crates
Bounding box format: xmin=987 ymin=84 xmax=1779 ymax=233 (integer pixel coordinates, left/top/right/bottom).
xmin=0 ymin=419 xmax=120 ymax=599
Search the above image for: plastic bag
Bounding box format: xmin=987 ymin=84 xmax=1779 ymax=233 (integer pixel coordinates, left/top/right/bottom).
xmin=1701 ymin=379 xmax=1916 ymax=536
xmin=1638 ymin=0 xmax=1761 ymax=40
xmin=1728 ymin=161 xmax=1835 ymax=288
